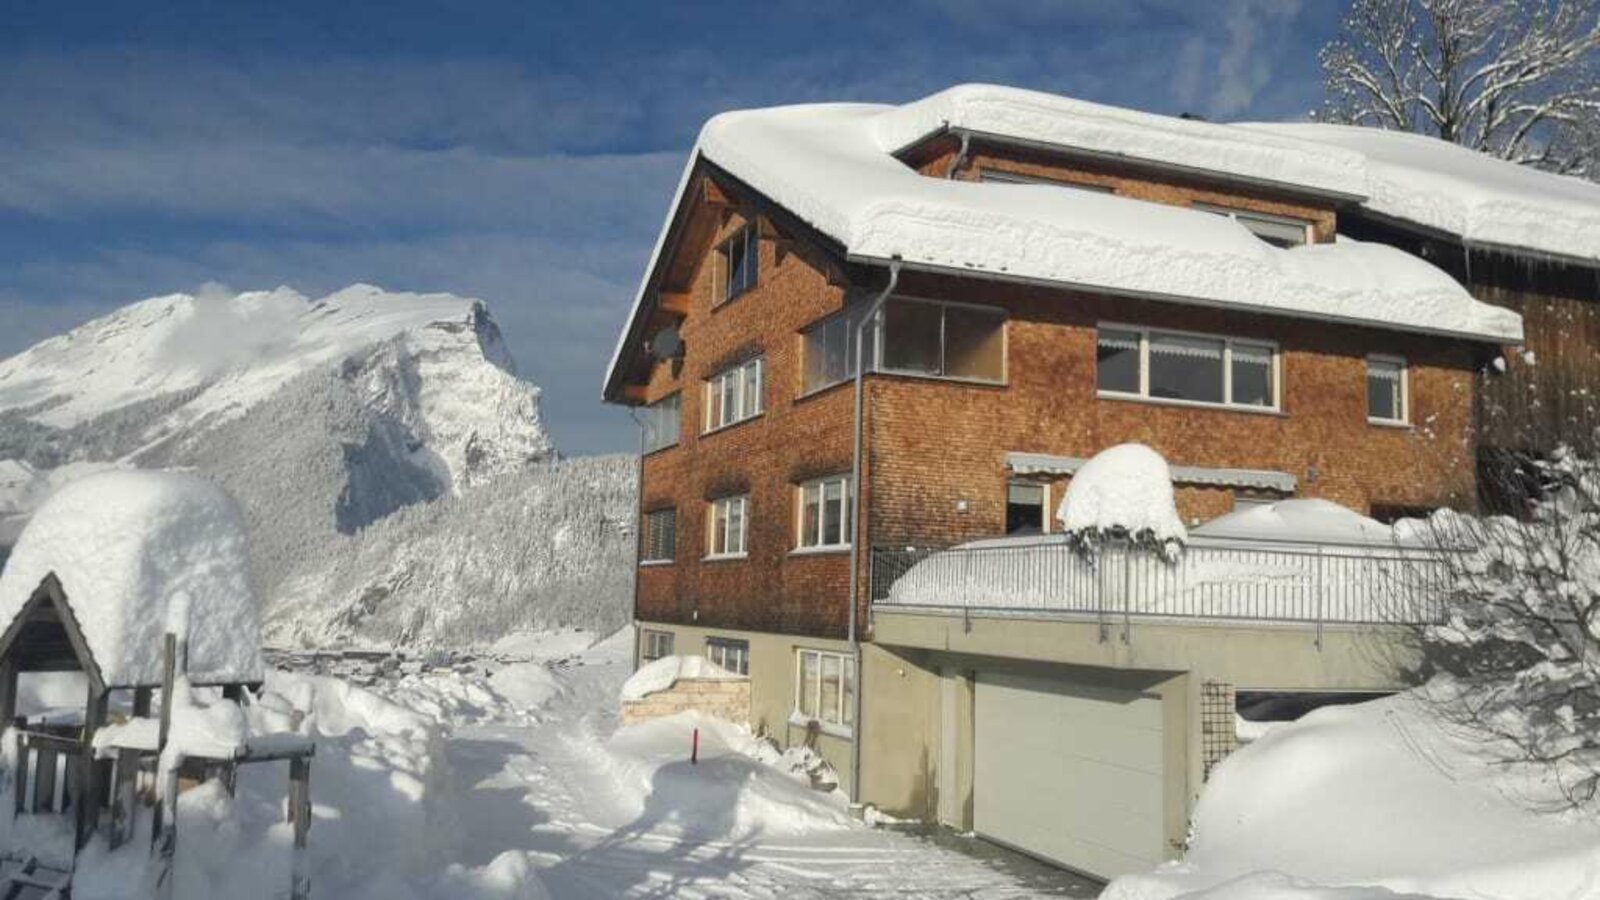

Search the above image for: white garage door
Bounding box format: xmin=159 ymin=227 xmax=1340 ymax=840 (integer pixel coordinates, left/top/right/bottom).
xmin=974 ymin=670 xmax=1165 ymax=880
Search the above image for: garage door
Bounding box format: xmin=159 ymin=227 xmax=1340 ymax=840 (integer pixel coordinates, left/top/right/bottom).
xmin=974 ymin=670 xmax=1165 ymax=880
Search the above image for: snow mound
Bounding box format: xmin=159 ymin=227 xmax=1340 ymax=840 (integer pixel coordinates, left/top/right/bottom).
xmin=620 ymin=654 xmax=744 ymax=702
xmin=0 ymin=470 xmax=262 ymax=687
xmin=1058 ymin=444 xmax=1187 ymax=551
xmin=1192 ymin=499 xmax=1403 ymax=546
xmin=599 ymin=711 xmax=852 ymax=841
xmin=1103 ymin=692 xmax=1600 ymax=900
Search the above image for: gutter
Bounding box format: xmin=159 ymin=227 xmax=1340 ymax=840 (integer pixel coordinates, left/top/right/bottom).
xmin=846 ymin=257 xmax=900 ymax=807
xmin=846 ymin=253 xmax=1522 ymax=346
xmin=624 ymin=407 xmax=648 ymax=670
xmin=946 ymin=130 xmax=971 ymax=180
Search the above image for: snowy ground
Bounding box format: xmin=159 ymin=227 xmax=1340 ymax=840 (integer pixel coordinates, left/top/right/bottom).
xmin=435 ymin=628 xmax=1097 ymax=899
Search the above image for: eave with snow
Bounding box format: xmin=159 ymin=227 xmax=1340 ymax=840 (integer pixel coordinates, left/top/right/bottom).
xmin=603 ymin=84 xmax=1560 ymax=403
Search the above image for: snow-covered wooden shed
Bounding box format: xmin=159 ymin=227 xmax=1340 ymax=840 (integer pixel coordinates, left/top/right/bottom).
xmin=0 ymin=472 xmax=308 ymax=895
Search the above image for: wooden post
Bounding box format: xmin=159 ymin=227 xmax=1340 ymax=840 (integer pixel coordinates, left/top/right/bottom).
xmin=0 ymin=658 xmax=17 ymax=728
xmin=73 ymin=684 xmax=107 ymax=849
xmin=108 ymin=748 xmax=138 ymax=850
xmin=133 ymin=687 xmax=153 ymax=718
xmin=34 ymin=746 xmax=56 ymax=814
xmin=13 ymin=731 xmax=26 ymax=816
xmin=151 ymin=632 xmax=177 ymax=853
xmin=288 ymin=756 xmax=312 ymax=900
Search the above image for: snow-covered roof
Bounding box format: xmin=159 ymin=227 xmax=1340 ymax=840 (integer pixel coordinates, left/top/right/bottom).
xmin=607 ymin=85 xmax=1532 ymax=395
xmin=1192 ymin=498 xmax=1408 ymax=547
xmin=1246 ymin=122 xmax=1600 ymax=264
xmin=0 ymin=470 xmax=264 ymax=687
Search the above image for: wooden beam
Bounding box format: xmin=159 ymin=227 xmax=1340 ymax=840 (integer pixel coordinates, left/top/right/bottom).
xmin=703 ymin=178 xmax=732 ymax=209
xmin=658 ymin=292 xmax=691 ymax=317
xmin=289 ymin=756 xmax=313 ymax=900
xmin=620 ymin=384 xmax=648 ymax=404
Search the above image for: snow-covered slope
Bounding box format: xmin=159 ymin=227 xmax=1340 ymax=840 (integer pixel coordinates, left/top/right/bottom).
xmin=0 ymin=286 xmax=634 ymax=649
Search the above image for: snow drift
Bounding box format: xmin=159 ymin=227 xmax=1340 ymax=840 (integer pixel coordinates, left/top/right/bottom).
xmin=1057 ymin=443 xmax=1187 ymax=552
xmin=1103 ymin=692 xmax=1600 ymax=900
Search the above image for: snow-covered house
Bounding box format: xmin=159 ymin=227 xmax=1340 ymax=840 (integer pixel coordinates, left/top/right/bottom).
xmin=600 ymin=83 xmax=1596 ymax=880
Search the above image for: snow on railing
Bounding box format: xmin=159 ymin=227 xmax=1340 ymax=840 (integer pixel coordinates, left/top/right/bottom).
xmin=870 ymin=535 xmax=1450 ymax=630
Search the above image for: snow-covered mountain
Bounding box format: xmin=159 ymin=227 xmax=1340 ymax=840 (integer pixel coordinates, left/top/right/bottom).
xmin=0 ymin=285 xmax=636 ymax=647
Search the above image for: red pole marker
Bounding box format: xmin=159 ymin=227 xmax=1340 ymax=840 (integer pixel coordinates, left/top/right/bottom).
xmin=691 ymin=727 xmax=700 ymax=765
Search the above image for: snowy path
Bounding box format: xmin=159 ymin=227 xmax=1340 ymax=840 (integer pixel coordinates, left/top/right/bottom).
xmin=443 ymin=635 xmax=1099 ymax=899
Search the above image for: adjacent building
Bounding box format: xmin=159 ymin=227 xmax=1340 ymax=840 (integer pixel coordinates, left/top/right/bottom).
xmin=601 ymin=84 xmax=1596 ymax=880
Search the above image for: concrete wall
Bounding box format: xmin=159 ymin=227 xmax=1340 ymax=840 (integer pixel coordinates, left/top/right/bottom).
xmin=859 ymin=610 xmax=1410 ymax=859
xmin=634 ymin=619 xmax=858 ymax=795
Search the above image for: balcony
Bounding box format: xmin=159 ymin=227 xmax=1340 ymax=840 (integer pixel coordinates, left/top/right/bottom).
xmin=869 ymin=533 xmax=1449 ymax=635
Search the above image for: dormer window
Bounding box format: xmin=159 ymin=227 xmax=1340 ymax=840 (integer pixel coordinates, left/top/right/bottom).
xmin=1193 ymin=204 xmax=1311 ymax=248
xmin=714 ymin=223 xmax=759 ymax=304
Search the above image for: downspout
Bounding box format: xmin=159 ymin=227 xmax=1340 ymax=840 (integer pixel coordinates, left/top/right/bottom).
xmin=847 ymin=257 xmax=900 ymax=807
xmin=625 ymin=406 xmax=648 ymax=670
xmin=946 ymin=130 xmax=971 ymax=180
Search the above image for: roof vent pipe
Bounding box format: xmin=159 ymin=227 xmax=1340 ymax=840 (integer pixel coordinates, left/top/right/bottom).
xmin=947 ymin=131 xmax=971 ymax=179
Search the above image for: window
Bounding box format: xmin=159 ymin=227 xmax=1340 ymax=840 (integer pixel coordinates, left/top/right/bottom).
xmin=874 ymin=298 xmax=1005 ymax=382
xmin=1195 ymin=204 xmax=1311 ymax=248
xmin=641 ymin=508 xmax=676 ymax=564
xmin=795 ymin=649 xmax=854 ymax=729
xmin=801 ymin=305 xmax=870 ymax=394
xmin=715 ymin=224 xmax=759 ymax=304
xmin=1097 ymin=327 xmax=1141 ymax=394
xmin=707 ymin=494 xmax=748 ymax=558
xmin=1098 ymin=324 xmax=1279 ymax=411
xmin=797 ymin=475 xmax=852 ymax=549
xmin=1150 ymin=333 xmax=1225 ymax=404
xmin=641 ymin=393 xmax=681 ymax=454
xmin=1367 ymin=356 xmax=1407 ymax=424
xmin=704 ymin=358 xmax=763 ymax=432
xmin=641 ymin=630 xmax=674 ymax=663
xmin=979 ymin=169 xmax=1116 ymax=193
xmin=705 ymin=638 xmax=750 ymax=675
xmin=1006 ymin=481 xmax=1048 ymax=534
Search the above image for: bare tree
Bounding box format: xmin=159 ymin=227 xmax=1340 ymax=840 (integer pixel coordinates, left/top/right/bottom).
xmin=1321 ymin=0 xmax=1600 ymax=175
xmin=1400 ymin=443 xmax=1600 ymax=807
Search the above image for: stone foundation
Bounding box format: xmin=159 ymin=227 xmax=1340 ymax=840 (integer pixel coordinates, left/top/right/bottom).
xmin=620 ymin=677 xmax=751 ymax=726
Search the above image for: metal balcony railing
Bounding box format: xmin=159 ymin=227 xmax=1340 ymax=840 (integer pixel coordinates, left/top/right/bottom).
xmin=869 ymin=535 xmax=1450 ymax=629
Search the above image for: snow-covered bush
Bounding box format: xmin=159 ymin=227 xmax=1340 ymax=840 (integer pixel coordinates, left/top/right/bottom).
xmin=1408 ymin=444 xmax=1600 ymax=806
xmin=1056 ymin=443 xmax=1187 ymax=560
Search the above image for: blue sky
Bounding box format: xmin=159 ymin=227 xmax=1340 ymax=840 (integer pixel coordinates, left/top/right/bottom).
xmin=0 ymin=0 xmax=1343 ymax=454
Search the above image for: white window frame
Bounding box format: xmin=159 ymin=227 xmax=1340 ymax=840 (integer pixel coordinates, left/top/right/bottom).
xmin=1193 ymin=203 xmax=1312 ymax=248
xmin=1096 ymin=322 xmax=1281 ymax=413
xmin=641 ymin=629 xmax=674 ymax=663
xmin=705 ymin=638 xmax=750 ymax=675
xmin=795 ymin=474 xmax=853 ymax=551
xmin=793 ymin=648 xmax=854 ymax=733
xmin=641 ymin=393 xmax=681 ymax=454
xmin=703 ymin=357 xmax=764 ymax=433
xmin=1366 ymin=354 xmax=1409 ymax=426
xmin=870 ymin=295 xmax=1008 ymax=385
xmin=706 ymin=494 xmax=749 ymax=560
xmin=640 ymin=507 xmax=676 ymax=565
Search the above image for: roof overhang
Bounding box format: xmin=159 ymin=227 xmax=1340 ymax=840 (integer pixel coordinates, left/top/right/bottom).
xmin=1007 ymin=451 xmax=1298 ymax=493
xmin=851 ymin=253 xmax=1520 ymax=346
